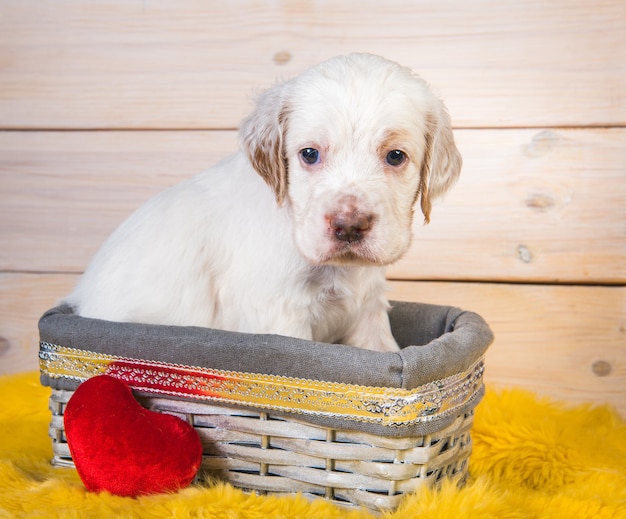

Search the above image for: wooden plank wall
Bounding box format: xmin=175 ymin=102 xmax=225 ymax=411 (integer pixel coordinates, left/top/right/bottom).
xmin=1 ymin=1 xmax=624 ymax=415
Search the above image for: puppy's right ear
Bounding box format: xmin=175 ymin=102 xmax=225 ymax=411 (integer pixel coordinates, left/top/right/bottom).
xmin=240 ymin=84 xmax=290 ymax=205
xmin=418 ymin=103 xmax=462 ymax=223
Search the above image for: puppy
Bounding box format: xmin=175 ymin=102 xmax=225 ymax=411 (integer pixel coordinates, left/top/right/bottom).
xmin=65 ymin=53 xmax=461 ymax=352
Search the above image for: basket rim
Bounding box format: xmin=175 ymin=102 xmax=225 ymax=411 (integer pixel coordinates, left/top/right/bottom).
xmin=39 ymin=302 xmax=493 ymax=388
xmin=39 ymin=300 xmax=492 ymax=437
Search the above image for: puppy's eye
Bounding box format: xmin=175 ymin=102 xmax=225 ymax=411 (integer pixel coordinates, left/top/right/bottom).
xmin=300 ymin=148 xmax=320 ymax=165
xmin=386 ymin=150 xmax=407 ymax=167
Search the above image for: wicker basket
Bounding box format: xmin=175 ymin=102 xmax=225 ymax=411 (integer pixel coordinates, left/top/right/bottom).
xmin=39 ymin=301 xmax=493 ymax=512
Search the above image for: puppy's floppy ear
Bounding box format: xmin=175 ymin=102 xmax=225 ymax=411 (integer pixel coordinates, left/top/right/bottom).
xmin=240 ymin=83 xmax=290 ymax=205
xmin=419 ymin=103 xmax=462 ymax=223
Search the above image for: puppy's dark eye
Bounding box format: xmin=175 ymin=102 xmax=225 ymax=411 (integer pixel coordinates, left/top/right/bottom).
xmin=386 ymin=150 xmax=407 ymax=166
xmin=300 ymin=148 xmax=320 ymax=165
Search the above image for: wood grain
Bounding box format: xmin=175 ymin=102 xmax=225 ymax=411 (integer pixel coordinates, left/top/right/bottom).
xmin=389 ymin=128 xmax=626 ymax=283
xmin=0 ymin=0 xmax=624 ymax=129
xmin=1 ymin=273 xmax=623 ymax=416
xmin=1 ymin=129 xmax=624 ymax=282
xmin=0 ymin=273 xmax=76 ymax=375
xmin=0 ymin=130 xmax=238 ymax=273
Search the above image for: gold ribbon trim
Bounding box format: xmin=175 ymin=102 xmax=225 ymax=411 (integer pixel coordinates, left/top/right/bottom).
xmin=40 ymin=342 xmax=484 ymax=427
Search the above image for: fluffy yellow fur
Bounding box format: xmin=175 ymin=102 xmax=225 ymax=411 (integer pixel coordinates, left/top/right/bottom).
xmin=1 ymin=372 xmax=625 ymax=518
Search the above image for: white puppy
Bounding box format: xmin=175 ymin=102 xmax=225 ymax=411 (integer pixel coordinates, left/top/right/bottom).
xmin=65 ymin=53 xmax=461 ymax=352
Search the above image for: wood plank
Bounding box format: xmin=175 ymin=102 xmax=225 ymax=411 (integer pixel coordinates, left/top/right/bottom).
xmin=0 ymin=273 xmax=76 ymax=375
xmin=1 ymin=273 xmax=624 ymax=417
xmin=388 ymin=128 xmax=626 ymax=283
xmin=1 ymin=129 xmax=624 ymax=282
xmin=388 ymin=280 xmax=626 ymax=416
xmin=0 ymin=0 xmax=624 ymax=129
xmin=0 ymin=130 xmax=238 ymax=273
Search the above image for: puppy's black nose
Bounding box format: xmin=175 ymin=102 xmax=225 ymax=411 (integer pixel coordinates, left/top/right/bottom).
xmin=329 ymin=213 xmax=373 ymax=243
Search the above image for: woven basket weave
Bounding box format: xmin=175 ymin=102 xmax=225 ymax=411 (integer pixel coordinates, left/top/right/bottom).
xmin=40 ymin=301 xmax=493 ymax=512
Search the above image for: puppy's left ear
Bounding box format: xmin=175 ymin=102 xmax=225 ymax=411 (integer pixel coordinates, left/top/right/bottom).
xmin=240 ymin=83 xmax=290 ymax=205
xmin=419 ymin=103 xmax=462 ymax=223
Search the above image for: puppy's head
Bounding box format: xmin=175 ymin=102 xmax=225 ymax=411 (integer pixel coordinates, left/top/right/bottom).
xmin=240 ymin=53 xmax=461 ymax=266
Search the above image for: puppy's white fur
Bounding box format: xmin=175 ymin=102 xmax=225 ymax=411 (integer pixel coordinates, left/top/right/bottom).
xmin=65 ymin=54 xmax=461 ymax=352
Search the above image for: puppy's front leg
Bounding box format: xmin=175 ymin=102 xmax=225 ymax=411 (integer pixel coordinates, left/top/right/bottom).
xmin=344 ymin=300 xmax=400 ymax=352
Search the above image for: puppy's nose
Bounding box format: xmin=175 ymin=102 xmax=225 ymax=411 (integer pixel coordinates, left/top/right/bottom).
xmin=328 ymin=212 xmax=373 ymax=243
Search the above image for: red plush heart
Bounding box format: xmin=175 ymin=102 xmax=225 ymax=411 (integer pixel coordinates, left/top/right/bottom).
xmin=64 ymin=374 xmax=203 ymax=497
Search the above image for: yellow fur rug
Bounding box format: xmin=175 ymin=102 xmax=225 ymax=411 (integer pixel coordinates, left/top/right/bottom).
xmin=1 ymin=372 xmax=625 ymax=518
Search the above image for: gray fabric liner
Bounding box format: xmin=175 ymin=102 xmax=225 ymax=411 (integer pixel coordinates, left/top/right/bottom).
xmin=39 ymin=301 xmax=493 ymax=437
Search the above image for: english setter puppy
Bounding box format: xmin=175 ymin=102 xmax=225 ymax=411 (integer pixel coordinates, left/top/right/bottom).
xmin=65 ymin=54 xmax=461 ymax=352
